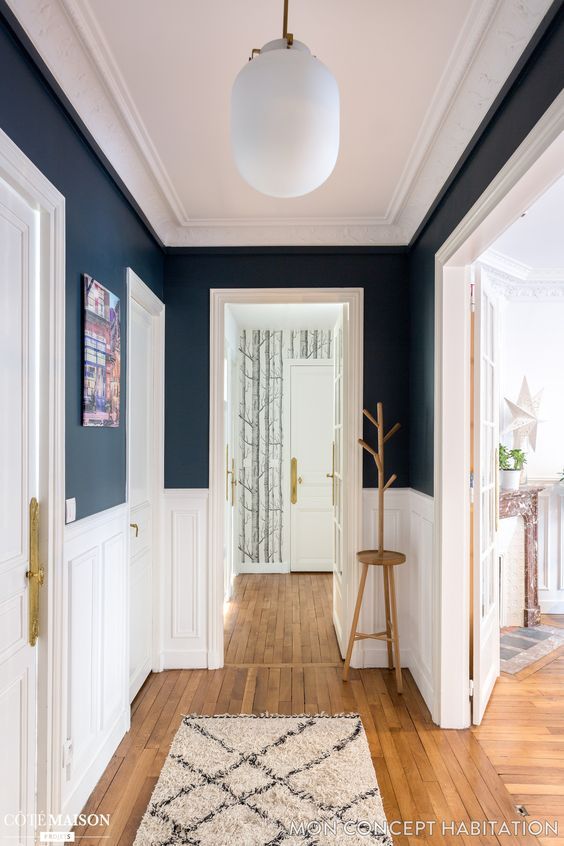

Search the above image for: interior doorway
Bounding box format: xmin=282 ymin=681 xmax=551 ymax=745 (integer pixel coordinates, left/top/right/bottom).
xmin=0 ymin=129 xmax=65 ymax=836
xmin=208 ymin=289 xmax=363 ymax=670
xmin=126 ymin=268 xmax=165 ymax=702
xmin=434 ymin=95 xmax=564 ymax=728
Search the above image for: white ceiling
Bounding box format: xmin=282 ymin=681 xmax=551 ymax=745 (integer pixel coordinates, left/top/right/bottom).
xmin=228 ymin=303 xmax=342 ymax=330
xmin=7 ymin=0 xmax=553 ymax=245
xmin=488 ymin=174 xmax=564 ymax=271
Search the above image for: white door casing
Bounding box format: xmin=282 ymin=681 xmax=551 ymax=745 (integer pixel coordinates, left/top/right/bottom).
xmin=0 ymin=176 xmax=40 ymax=846
xmin=208 ymin=289 xmax=363 ymax=670
xmin=289 ymin=362 xmax=334 ymax=572
xmin=434 ymin=92 xmax=564 ymax=728
xmin=472 ymin=266 xmax=500 ymax=724
xmin=127 ymin=268 xmax=165 ymax=700
xmin=224 ymin=345 xmax=237 ymax=596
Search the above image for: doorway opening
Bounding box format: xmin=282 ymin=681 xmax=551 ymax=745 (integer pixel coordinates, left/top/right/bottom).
xmin=209 ymin=289 xmax=363 ymax=670
xmin=434 ymin=93 xmax=564 ymax=728
xmin=475 ymin=175 xmax=564 ymax=680
xmin=223 ymin=303 xmax=343 ymax=665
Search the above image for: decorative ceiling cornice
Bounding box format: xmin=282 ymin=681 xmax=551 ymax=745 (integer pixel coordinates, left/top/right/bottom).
xmin=480 ymin=258 xmax=564 ymax=300
xmin=5 ymin=0 xmax=553 ymax=246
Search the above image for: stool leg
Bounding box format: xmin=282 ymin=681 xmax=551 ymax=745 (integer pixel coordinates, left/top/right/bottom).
xmin=388 ymin=564 xmax=403 ymax=694
xmin=382 ymin=565 xmax=394 ymax=670
xmin=343 ymin=562 xmax=369 ymax=682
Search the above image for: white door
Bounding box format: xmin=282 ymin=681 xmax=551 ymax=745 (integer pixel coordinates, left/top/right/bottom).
xmin=128 ymin=297 xmax=155 ymax=701
xmin=473 ymin=266 xmax=500 ymax=724
xmin=290 ymin=363 xmax=334 ymax=572
xmin=224 ymin=346 xmax=237 ymax=599
xmin=331 ymin=310 xmax=346 ymax=652
xmin=0 ymin=178 xmax=39 ymax=844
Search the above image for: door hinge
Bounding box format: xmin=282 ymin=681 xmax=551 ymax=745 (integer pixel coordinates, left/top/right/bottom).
xmin=469 ymin=679 xmax=474 ymax=698
xmin=62 ymin=738 xmax=73 ymax=768
xmin=469 ymin=471 xmax=474 ymax=504
xmin=470 ymin=281 xmax=476 ymax=313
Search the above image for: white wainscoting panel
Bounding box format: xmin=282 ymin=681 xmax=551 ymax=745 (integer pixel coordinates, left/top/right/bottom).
xmin=60 ymin=504 xmax=129 ymax=819
xmin=360 ymin=488 xmax=434 ymax=712
xmin=162 ymin=488 xmax=434 ymax=711
xmin=539 ymin=485 xmax=564 ymax=614
xmin=162 ymin=490 xmax=208 ymax=669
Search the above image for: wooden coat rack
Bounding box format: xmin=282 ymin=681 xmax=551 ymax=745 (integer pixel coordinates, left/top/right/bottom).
xmin=343 ymin=402 xmax=406 ymax=691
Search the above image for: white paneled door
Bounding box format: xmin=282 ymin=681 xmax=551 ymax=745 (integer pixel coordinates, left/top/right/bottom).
xmin=331 ymin=309 xmax=346 ymax=652
xmin=472 ymin=267 xmax=501 ymax=724
xmin=128 ymin=277 xmax=163 ymax=702
xmin=0 ymin=178 xmax=39 ymax=844
xmin=290 ymin=363 xmax=334 ymax=572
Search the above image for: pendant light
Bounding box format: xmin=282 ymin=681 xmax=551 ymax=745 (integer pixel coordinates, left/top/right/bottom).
xmin=231 ymin=0 xmax=340 ymax=198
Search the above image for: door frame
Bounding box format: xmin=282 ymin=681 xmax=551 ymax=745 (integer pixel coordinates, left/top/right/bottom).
xmin=0 ymin=129 xmax=66 ymax=818
xmin=126 ymin=268 xmax=165 ymax=675
xmin=209 ymin=288 xmax=364 ymax=669
xmin=433 ymin=91 xmax=564 ymax=728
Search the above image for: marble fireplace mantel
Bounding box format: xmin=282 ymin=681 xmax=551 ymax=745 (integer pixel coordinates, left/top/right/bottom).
xmin=498 ymin=486 xmax=544 ymax=627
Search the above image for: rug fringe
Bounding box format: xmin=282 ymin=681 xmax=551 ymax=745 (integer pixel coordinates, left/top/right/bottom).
xmin=180 ymin=712 xmax=360 ymax=719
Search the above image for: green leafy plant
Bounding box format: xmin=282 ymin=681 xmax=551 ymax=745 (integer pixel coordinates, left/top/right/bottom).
xmin=510 ymin=448 xmax=527 ymax=471
xmin=498 ymin=444 xmax=527 ymax=471
xmin=499 ymin=444 xmax=512 ymax=470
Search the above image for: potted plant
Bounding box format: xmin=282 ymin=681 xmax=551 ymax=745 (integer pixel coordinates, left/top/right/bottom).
xmin=499 ymin=444 xmax=526 ymax=490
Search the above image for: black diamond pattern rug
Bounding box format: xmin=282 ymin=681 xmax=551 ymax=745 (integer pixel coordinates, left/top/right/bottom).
xmin=134 ymin=714 xmax=393 ymax=845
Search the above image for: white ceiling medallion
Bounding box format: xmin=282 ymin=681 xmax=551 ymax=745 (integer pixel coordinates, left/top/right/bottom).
xmin=231 ymin=0 xmax=339 ymax=199
xmin=6 ymin=0 xmax=554 ymax=246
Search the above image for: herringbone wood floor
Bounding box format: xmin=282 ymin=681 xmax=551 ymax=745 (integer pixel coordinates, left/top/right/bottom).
xmin=75 ymin=575 xmax=564 ymax=845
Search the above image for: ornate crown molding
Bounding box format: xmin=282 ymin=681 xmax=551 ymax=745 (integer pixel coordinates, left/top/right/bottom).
xmin=480 ymin=260 xmax=564 ymax=300
xmin=5 ymin=0 xmax=554 ymax=246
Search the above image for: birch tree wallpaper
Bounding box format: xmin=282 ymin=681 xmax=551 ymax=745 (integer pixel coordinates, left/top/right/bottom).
xmin=238 ymin=328 xmax=332 ymax=566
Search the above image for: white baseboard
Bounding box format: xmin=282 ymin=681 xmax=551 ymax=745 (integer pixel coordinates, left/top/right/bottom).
xmin=161 ymin=650 xmax=208 ymax=669
xmin=238 ymin=561 xmax=291 ymax=574
xmin=541 ymin=600 xmax=564 ymax=614
xmin=61 ymin=711 xmax=129 ymax=820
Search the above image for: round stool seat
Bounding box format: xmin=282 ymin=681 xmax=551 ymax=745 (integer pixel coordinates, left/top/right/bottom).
xmin=357 ymin=549 xmax=406 ymax=567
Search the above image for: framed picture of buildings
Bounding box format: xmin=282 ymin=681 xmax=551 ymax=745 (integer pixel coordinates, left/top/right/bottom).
xmin=82 ymin=274 xmax=121 ymax=427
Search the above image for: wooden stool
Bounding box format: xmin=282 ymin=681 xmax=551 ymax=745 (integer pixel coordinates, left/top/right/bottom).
xmin=343 ymin=549 xmax=406 ymax=692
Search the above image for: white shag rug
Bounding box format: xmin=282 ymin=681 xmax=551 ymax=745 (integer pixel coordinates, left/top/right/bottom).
xmin=134 ymin=714 xmax=393 ymax=845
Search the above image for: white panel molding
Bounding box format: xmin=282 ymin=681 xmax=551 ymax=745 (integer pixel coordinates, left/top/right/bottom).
xmin=538 ymin=486 xmax=564 ymax=614
xmin=5 ymin=0 xmax=553 ymax=245
xmin=60 ymin=503 xmax=129 ymax=819
xmin=162 ymin=486 xmax=434 ymax=712
xmin=360 ymin=488 xmax=434 ymax=713
xmin=162 ymin=490 xmax=208 ymax=669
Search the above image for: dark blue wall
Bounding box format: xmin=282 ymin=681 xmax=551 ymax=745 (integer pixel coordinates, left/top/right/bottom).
xmin=409 ymin=4 xmax=564 ymax=496
xmin=0 ymin=5 xmax=164 ymax=519
xmin=164 ymin=249 xmax=410 ymax=489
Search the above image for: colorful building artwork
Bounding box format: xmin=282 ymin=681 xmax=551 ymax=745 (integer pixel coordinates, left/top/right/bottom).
xmin=82 ymin=274 xmax=121 ymax=427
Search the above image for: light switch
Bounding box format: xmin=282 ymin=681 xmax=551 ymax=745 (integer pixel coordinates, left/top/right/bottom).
xmin=65 ymin=497 xmax=76 ymax=524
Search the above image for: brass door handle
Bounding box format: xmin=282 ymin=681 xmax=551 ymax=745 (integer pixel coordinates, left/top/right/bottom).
xmin=291 ymin=457 xmax=298 ymax=504
xmin=230 ymin=457 xmax=236 ymax=506
xmin=130 ymin=522 xmax=139 ymax=537
xmin=27 ymin=497 xmax=43 ymax=646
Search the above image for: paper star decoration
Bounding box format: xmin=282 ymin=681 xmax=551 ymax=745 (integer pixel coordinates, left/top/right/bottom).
xmin=504 ymin=377 xmax=543 ymax=451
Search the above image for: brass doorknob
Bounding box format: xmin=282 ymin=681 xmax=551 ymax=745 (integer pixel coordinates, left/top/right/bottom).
xmin=298 ymin=476 xmax=303 ymax=484
xmin=130 ymin=522 xmax=139 ymax=537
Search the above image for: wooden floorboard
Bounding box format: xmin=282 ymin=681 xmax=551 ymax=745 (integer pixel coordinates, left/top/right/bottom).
xmin=75 ymin=575 xmax=563 ymax=845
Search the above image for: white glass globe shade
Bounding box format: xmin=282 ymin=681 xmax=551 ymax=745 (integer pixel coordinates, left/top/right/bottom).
xmin=231 ymin=39 xmax=340 ymax=198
